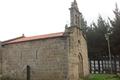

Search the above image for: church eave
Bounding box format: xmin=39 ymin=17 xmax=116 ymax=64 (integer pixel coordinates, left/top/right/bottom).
xmin=2 ymin=32 xmax=64 ymax=45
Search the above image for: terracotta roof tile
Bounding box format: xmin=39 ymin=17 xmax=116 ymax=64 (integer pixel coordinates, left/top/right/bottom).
xmin=3 ymin=32 xmax=64 ymax=45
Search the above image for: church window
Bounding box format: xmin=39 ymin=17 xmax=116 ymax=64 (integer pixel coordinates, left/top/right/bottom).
xmin=20 ymin=52 xmax=22 ymax=59
xmin=78 ymin=40 xmax=80 ymax=44
xmin=78 ymin=16 xmax=79 ymax=25
xmin=35 ymin=50 xmax=38 ymax=59
xmin=75 ymin=15 xmax=77 ymax=24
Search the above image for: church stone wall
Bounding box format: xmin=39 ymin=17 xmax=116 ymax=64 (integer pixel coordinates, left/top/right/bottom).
xmin=80 ymin=34 xmax=89 ymax=77
xmin=0 ymin=51 xmax=1 ymax=75
xmin=68 ymin=0 xmax=89 ymax=79
xmin=67 ymin=26 xmax=89 ymax=80
xmin=0 ymin=1 xmax=90 ymax=80
xmin=1 ymin=26 xmax=89 ymax=80
xmin=2 ymin=37 xmax=69 ymax=80
xmin=0 ymin=42 xmax=2 ymax=75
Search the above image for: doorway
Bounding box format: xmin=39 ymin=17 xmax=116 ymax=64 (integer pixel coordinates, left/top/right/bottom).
xmin=78 ymin=53 xmax=83 ymax=78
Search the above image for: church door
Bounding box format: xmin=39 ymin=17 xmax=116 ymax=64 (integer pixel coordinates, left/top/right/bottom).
xmin=78 ymin=53 xmax=83 ymax=78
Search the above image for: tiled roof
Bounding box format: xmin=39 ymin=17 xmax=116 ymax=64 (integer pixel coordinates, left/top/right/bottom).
xmin=3 ymin=32 xmax=64 ymax=45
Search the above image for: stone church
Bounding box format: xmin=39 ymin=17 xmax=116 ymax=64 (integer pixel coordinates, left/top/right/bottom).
xmin=0 ymin=0 xmax=89 ymax=80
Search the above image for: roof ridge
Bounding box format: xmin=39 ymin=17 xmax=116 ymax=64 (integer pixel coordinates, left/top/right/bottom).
xmin=3 ymin=34 xmax=25 ymax=43
xmin=26 ymin=32 xmax=64 ymax=38
xmin=2 ymin=32 xmax=64 ymax=45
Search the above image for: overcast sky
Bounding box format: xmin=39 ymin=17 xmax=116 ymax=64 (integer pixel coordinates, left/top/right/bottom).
xmin=0 ymin=0 xmax=120 ymax=41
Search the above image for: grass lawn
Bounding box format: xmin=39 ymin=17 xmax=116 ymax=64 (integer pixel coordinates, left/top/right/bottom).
xmin=88 ymin=74 xmax=120 ymax=80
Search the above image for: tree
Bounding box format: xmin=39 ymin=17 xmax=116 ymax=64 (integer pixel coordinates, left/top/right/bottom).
xmin=109 ymin=4 xmax=120 ymax=55
xmin=81 ymin=14 xmax=88 ymax=34
xmin=86 ymin=15 xmax=110 ymax=56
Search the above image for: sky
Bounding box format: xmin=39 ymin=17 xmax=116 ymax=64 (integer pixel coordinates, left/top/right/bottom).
xmin=0 ymin=0 xmax=120 ymax=41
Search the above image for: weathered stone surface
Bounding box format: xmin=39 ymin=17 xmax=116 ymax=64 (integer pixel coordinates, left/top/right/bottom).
xmin=2 ymin=37 xmax=68 ymax=80
xmin=66 ymin=26 xmax=89 ymax=80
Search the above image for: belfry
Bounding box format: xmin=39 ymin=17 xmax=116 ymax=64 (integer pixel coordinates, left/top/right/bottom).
xmin=69 ymin=0 xmax=81 ymax=27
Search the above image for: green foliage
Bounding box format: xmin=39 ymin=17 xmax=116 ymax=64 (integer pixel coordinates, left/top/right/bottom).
xmin=85 ymin=4 xmax=120 ymax=56
xmin=86 ymin=15 xmax=110 ymax=56
xmin=109 ymin=4 xmax=120 ymax=55
xmin=81 ymin=14 xmax=88 ymax=34
xmin=78 ymin=75 xmax=90 ymax=80
xmin=89 ymin=74 xmax=120 ymax=80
